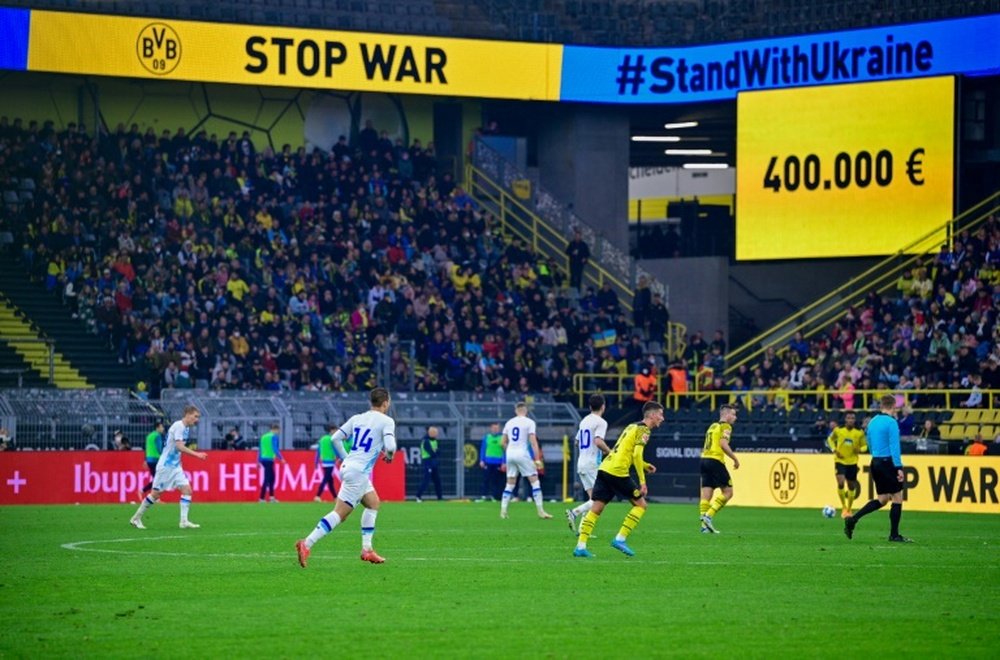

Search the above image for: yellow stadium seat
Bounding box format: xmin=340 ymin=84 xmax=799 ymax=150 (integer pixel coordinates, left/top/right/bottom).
xmin=938 ymin=424 xmax=967 ymax=441
xmin=980 ymin=410 xmax=1000 ymax=425
xmin=937 ymin=424 xmax=956 ymax=440
xmin=948 ymin=410 xmax=973 ymax=424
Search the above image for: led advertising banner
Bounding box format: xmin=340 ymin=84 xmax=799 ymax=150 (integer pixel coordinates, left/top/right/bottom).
xmin=0 ymin=451 xmax=406 ymax=504
xmin=2 ymin=8 xmax=996 ymax=103
xmin=26 ymin=10 xmax=562 ymax=100
xmin=561 ymin=13 xmax=999 ymax=103
xmin=735 ymin=76 xmax=954 ymax=260
xmin=731 ymin=453 xmax=999 ymax=514
xmin=0 ymin=7 xmax=29 ymax=71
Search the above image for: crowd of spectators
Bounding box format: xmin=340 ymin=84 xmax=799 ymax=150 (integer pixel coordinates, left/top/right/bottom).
xmin=2 ymin=114 xmax=996 ymax=411
xmin=677 ymin=218 xmax=1000 ymax=411
xmin=0 ymin=115 xmax=672 ymax=401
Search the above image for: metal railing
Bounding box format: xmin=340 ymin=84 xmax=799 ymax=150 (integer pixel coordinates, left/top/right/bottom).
xmin=0 ymin=389 xmax=582 ymax=500
xmin=723 ymin=189 xmax=1000 ymax=378
xmin=0 ymin=389 xmax=167 ymax=450
xmin=661 ymin=389 xmax=997 ymax=413
xmin=0 ymin=368 xmax=27 ymax=388
xmin=469 ymin=137 xmax=670 ymax=310
xmin=571 ymin=375 xmax=997 ymax=413
xmin=0 ymin=337 xmax=56 ymax=385
xmin=572 ymin=372 xmax=668 ymax=408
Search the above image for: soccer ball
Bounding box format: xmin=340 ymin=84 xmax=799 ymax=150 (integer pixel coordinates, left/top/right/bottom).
xmin=822 ymin=505 xmax=836 ymax=518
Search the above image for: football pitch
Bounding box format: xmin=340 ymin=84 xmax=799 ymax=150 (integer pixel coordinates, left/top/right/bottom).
xmin=1 ymin=502 xmax=997 ymax=658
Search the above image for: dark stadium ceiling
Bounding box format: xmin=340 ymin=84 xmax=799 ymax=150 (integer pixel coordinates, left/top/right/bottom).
xmin=629 ymin=101 xmax=736 ymax=168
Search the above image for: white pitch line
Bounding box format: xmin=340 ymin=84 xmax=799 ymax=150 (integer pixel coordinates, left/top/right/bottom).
xmin=59 ymin=534 xmax=997 ymax=569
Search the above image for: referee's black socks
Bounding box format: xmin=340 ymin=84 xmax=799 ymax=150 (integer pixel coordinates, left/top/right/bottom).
xmin=889 ymin=502 xmax=902 ymax=537
xmin=852 ymin=498 xmax=885 ymax=521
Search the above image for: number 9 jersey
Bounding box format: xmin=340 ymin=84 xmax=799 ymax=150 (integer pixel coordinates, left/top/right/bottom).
xmin=333 ymin=410 xmax=397 ymax=475
xmin=502 ymin=416 xmax=536 ymax=460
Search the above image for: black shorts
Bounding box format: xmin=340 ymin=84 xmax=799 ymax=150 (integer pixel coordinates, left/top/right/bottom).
xmin=835 ymin=463 xmax=859 ymax=481
xmin=871 ymin=458 xmax=903 ymax=495
xmin=591 ymin=470 xmax=643 ymax=504
xmin=700 ymin=459 xmax=732 ymax=489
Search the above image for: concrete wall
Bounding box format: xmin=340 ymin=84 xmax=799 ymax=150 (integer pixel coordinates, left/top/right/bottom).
xmin=728 ymin=257 xmax=881 ymax=338
xmin=536 ymin=106 xmax=630 ymax=253
xmin=640 ymin=256 xmax=881 ymax=347
xmin=641 ymin=257 xmax=729 ymax=340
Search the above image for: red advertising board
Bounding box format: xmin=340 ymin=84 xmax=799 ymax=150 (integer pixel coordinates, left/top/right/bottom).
xmin=0 ymin=450 xmax=405 ymax=504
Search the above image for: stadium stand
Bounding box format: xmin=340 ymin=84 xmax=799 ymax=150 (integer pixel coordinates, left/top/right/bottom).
xmin=0 ymin=117 xmax=671 ymax=400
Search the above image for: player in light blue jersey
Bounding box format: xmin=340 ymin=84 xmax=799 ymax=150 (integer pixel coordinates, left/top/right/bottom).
xmin=296 ymin=388 xmax=396 ymax=567
xmin=130 ymin=405 xmax=207 ymax=530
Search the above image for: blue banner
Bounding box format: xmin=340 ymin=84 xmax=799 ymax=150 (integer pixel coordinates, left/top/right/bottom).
xmin=560 ymin=13 xmax=1000 ymax=104
xmin=0 ymin=7 xmax=29 ymax=71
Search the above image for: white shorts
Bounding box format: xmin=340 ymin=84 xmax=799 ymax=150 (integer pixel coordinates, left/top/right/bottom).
xmin=577 ymin=467 xmax=597 ymax=491
xmin=153 ymin=466 xmax=190 ymax=492
xmin=338 ymin=467 xmax=375 ymax=507
xmin=505 ymin=455 xmax=538 ymax=480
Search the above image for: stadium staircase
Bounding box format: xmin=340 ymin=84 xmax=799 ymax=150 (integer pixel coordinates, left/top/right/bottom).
xmin=0 ymin=260 xmax=134 ymax=389
xmin=0 ymin=339 xmax=48 ymax=388
xmin=722 ymin=188 xmax=1000 ymax=381
xmin=466 ymin=137 xmax=687 ymax=360
xmin=0 ymin=296 xmax=90 ymax=388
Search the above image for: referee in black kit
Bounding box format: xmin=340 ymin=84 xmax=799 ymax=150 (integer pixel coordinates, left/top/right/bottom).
xmin=844 ymin=394 xmax=912 ymax=543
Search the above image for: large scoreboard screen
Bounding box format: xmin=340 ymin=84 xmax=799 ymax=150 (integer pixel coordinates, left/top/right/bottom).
xmin=736 ymin=76 xmax=954 ymax=260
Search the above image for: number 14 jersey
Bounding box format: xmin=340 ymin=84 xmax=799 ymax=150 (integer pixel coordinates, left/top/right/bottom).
xmin=334 ymin=410 xmax=397 ymax=474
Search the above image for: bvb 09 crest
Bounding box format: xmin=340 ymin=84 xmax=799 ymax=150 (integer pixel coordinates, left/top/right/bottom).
xmin=137 ymin=23 xmax=181 ymax=75
xmin=769 ymin=457 xmax=799 ymax=504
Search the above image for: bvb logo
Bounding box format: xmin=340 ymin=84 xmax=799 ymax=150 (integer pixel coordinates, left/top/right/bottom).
xmin=769 ymin=457 xmax=798 ymax=504
xmin=463 ymin=444 xmax=478 ymax=468
xmin=137 ymin=23 xmax=181 ymax=75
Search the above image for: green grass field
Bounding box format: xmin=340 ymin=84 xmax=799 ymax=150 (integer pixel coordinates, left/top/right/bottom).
xmin=1 ymin=501 xmax=998 ymax=658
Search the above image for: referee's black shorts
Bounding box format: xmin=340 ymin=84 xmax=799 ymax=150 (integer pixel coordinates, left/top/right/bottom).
xmin=591 ymin=470 xmax=643 ymax=504
xmin=700 ymin=458 xmax=732 ymax=489
xmin=871 ymin=457 xmax=903 ymax=495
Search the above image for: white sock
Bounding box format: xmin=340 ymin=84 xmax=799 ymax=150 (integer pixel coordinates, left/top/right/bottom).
xmin=305 ymin=511 xmax=342 ymax=549
xmin=576 ymin=540 xmax=587 ymax=550
xmin=133 ymin=496 xmax=155 ymax=519
xmin=179 ymin=495 xmax=192 ymax=523
xmin=501 ymin=487 xmax=513 ymax=514
xmin=361 ymin=508 xmax=378 ymax=551
xmin=572 ymin=500 xmax=594 ymax=516
xmin=615 ymin=533 xmax=626 ymax=543
xmin=532 ymin=486 xmax=544 ymax=511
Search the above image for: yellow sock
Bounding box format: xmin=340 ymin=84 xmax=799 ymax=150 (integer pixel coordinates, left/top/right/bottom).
xmin=699 ymin=500 xmax=710 ymax=516
xmin=617 ymin=506 xmax=646 ymax=540
xmin=837 ymin=488 xmax=848 ymax=509
xmin=846 ymin=486 xmax=856 ymax=511
xmin=577 ymin=510 xmax=600 ymax=545
xmin=706 ymin=494 xmax=728 ymax=518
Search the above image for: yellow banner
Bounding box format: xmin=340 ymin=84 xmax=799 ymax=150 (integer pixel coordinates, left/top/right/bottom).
xmin=27 ymin=11 xmax=562 ymax=100
xmin=730 ymin=453 xmax=1000 ymax=514
xmin=736 ymin=76 xmax=954 ymax=260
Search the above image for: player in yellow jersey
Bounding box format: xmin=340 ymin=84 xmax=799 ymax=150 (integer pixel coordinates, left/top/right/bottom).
xmin=699 ymin=404 xmax=739 ymax=533
xmin=827 ymin=412 xmax=868 ymax=517
xmin=573 ymin=401 xmax=664 ymax=558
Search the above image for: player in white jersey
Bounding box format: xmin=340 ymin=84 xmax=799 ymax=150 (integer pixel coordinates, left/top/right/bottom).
xmin=566 ymin=394 xmax=611 ymax=532
xmin=296 ymin=387 xmax=397 ymax=566
xmin=130 ymin=405 xmax=207 ymax=530
xmin=500 ymin=402 xmax=552 ymax=520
